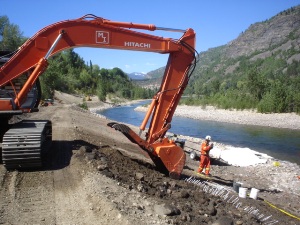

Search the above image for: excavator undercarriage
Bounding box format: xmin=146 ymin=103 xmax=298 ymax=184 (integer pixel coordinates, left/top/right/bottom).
xmin=2 ymin=120 xmax=52 ymax=169
xmin=0 ymin=51 xmax=50 ymax=169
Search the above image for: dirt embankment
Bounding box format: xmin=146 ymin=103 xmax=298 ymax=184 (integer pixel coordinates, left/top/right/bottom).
xmin=0 ymin=92 xmax=299 ymax=225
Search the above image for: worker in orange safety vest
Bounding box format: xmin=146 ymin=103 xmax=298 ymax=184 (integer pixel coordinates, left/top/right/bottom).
xmin=197 ymin=135 xmax=214 ymax=176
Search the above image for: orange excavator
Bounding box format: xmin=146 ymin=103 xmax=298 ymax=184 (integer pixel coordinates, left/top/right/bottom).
xmin=0 ymin=14 xmax=197 ymax=179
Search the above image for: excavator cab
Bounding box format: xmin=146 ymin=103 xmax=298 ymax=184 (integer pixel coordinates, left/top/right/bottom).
xmin=0 ymin=51 xmax=41 ymax=113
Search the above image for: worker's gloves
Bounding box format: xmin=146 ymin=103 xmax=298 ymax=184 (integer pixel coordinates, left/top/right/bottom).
xmin=210 ymin=143 xmax=214 ymax=149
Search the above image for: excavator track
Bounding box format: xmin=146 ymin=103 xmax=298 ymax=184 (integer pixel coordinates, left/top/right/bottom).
xmin=2 ymin=120 xmax=52 ymax=169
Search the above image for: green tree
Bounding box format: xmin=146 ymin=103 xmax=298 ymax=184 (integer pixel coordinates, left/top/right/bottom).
xmin=246 ymin=67 xmax=268 ymax=100
xmin=0 ymin=15 xmax=25 ymax=51
xmin=211 ymin=79 xmax=221 ymax=94
xmin=79 ymin=68 xmax=93 ymax=90
xmin=97 ymin=80 xmax=107 ymax=101
xmin=40 ymin=59 xmax=60 ymax=99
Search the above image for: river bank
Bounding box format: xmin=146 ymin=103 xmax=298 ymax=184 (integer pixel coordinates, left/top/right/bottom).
xmin=90 ymin=100 xmax=300 ymax=164
xmin=89 ymin=99 xmax=300 ymax=131
xmin=135 ymin=105 xmax=300 ymax=130
xmin=84 ymin=90 xmax=300 ymax=131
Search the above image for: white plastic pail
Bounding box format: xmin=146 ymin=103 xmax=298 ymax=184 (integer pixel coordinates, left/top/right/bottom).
xmin=239 ymin=187 xmax=247 ymax=198
xmin=249 ymin=188 xmax=259 ymax=200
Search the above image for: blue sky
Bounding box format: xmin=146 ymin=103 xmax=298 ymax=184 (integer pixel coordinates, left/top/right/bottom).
xmin=2 ymin=0 xmax=300 ymax=73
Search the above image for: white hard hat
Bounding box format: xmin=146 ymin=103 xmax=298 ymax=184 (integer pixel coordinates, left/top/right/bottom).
xmin=205 ymin=135 xmax=211 ymax=141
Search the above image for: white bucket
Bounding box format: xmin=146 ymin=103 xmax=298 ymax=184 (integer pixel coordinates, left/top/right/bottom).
xmin=239 ymin=187 xmax=247 ymax=198
xmin=249 ymin=188 xmax=259 ymax=200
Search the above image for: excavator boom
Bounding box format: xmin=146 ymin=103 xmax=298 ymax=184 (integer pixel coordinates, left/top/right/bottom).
xmin=0 ymin=14 xmax=196 ymax=178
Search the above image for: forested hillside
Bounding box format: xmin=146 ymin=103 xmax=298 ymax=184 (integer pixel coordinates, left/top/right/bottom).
xmin=0 ymin=15 xmax=155 ymax=104
xmin=143 ymin=5 xmax=300 ymax=113
xmin=39 ymin=49 xmax=155 ymax=102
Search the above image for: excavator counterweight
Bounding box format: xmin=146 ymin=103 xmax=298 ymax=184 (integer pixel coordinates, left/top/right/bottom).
xmin=0 ymin=15 xmax=197 ymax=178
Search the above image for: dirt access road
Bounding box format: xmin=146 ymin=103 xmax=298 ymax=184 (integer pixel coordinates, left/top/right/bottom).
xmin=0 ymin=93 xmax=299 ymax=225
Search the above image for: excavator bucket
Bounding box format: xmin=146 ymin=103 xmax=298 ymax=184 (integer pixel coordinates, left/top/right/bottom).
xmin=107 ymin=122 xmax=186 ymax=179
xmin=151 ymin=138 xmax=186 ymax=179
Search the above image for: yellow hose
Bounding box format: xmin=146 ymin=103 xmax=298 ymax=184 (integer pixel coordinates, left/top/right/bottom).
xmin=264 ymin=199 xmax=300 ymax=220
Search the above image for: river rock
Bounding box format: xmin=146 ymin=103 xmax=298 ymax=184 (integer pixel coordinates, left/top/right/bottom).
xmin=153 ymin=203 xmax=180 ymax=216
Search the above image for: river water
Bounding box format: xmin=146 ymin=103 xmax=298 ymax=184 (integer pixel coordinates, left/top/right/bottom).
xmin=98 ymin=100 xmax=300 ymax=165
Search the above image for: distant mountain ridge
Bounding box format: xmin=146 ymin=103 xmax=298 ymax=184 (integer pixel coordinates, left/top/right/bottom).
xmin=135 ymin=5 xmax=300 ymax=90
xmin=225 ymin=6 xmax=300 ymax=58
xmin=127 ymin=72 xmax=150 ymax=80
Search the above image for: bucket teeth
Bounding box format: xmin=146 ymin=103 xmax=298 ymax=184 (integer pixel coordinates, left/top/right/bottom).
xmin=107 ymin=122 xmax=118 ymax=128
xmin=111 ymin=123 xmax=130 ymax=134
xmin=107 ymin=122 xmax=135 ymax=143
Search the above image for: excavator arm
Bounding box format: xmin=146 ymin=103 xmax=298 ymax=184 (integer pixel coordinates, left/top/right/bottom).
xmin=0 ymin=14 xmax=196 ymax=177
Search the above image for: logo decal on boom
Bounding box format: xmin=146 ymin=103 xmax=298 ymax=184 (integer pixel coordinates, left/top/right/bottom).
xmin=124 ymin=42 xmax=151 ymax=48
xmin=96 ymin=31 xmax=109 ymax=44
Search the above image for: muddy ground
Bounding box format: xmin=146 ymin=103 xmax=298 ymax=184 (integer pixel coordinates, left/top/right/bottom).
xmin=0 ymin=93 xmax=299 ymax=225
